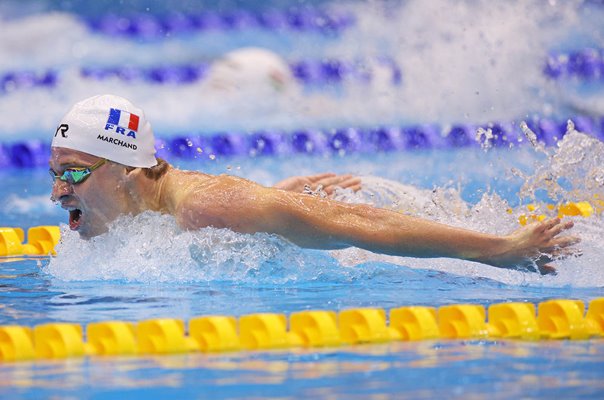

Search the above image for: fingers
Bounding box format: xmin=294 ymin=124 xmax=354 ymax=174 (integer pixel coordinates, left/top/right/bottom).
xmin=534 ymin=218 xmax=578 ymax=249
xmin=550 ymin=235 xmax=581 ymax=248
xmin=546 ymin=223 xmax=566 ymax=238
xmin=332 ymin=176 xmax=362 ymax=191
xmin=315 ymin=175 xmax=362 ymax=194
xmin=545 ymin=219 xmax=574 ymax=237
xmin=536 ymin=218 xmax=572 ymax=233
xmin=348 ymin=183 xmax=363 ymax=192
xmin=541 ymin=217 xmax=561 ymax=231
xmin=307 ymin=173 xmax=336 ymax=182
xmin=316 ymin=174 xmax=353 ymax=187
xmin=537 ymin=236 xmax=580 ymax=262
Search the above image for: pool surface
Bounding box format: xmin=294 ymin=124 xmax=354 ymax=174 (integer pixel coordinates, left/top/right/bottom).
xmin=1 ymin=0 xmax=604 ymax=399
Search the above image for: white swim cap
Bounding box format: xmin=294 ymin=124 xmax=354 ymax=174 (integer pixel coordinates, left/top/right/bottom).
xmin=52 ymin=94 xmax=157 ymax=168
xmin=205 ymin=47 xmax=295 ymax=94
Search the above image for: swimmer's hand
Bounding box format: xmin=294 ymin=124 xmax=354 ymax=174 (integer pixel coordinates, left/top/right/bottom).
xmin=483 ymin=218 xmax=580 ymax=275
xmin=273 ymin=173 xmax=362 ymax=196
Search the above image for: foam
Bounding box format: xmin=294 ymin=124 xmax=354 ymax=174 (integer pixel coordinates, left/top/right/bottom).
xmin=519 ymin=124 xmax=604 ymax=202
xmin=45 ymin=212 xmax=340 ymax=283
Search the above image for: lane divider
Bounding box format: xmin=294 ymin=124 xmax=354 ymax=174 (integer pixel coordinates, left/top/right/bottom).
xmin=0 ymin=226 xmax=60 ymax=256
xmin=78 ymin=57 xmax=402 ymax=86
xmin=544 ymin=48 xmax=604 ymax=81
xmin=0 ymin=57 xmax=400 ymax=94
xmin=1 ymin=47 xmax=601 ymax=94
xmin=86 ymin=8 xmax=355 ymax=38
xmin=0 ymin=298 xmax=602 ymax=362
xmin=1 ymin=115 xmax=603 ymax=168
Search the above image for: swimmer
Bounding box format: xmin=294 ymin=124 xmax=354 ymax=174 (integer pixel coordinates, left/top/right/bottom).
xmin=49 ymin=95 xmax=579 ymax=274
xmin=202 ymin=47 xmax=298 ymax=97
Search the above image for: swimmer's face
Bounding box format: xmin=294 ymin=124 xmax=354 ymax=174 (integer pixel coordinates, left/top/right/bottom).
xmin=49 ymin=147 xmax=132 ymax=238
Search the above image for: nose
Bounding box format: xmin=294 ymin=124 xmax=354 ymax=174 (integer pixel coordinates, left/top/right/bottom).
xmin=50 ymin=178 xmax=73 ymax=202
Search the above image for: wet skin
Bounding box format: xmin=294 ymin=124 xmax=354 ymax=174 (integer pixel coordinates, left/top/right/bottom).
xmin=50 ymin=147 xmax=580 ymax=274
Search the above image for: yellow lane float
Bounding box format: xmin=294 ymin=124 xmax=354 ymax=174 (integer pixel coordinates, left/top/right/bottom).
xmin=1 ymin=298 xmax=602 ymax=363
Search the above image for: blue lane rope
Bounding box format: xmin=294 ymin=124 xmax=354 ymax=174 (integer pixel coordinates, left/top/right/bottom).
xmin=86 ymin=8 xmax=356 ymax=37
xmin=544 ymin=48 xmax=604 ymax=80
xmin=1 ymin=115 xmax=602 ymax=168
xmin=0 ymin=58 xmax=402 ymax=94
xmin=71 ymin=3 xmax=604 ymax=39
xmin=0 ymin=48 xmax=601 ymax=95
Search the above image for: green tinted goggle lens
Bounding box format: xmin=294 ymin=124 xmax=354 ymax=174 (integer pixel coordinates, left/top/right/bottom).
xmin=49 ymin=168 xmax=91 ymax=184
xmin=49 ymin=159 xmax=106 ymax=185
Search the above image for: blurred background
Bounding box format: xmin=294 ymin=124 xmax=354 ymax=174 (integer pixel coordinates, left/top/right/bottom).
xmin=0 ymin=0 xmax=602 ymax=144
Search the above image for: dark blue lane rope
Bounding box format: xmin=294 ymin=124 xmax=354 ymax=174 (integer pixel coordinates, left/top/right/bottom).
xmin=2 ymin=115 xmax=602 ymax=168
xmin=85 ymin=8 xmax=356 ymax=37
xmin=0 ymin=58 xmax=402 ymax=94
xmin=1 ymin=48 xmax=601 ymax=95
xmin=544 ymin=48 xmax=604 ymax=80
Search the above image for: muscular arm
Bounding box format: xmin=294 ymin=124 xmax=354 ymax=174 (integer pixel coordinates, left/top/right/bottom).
xmin=244 ymin=187 xmax=536 ymax=267
xmin=174 ymin=175 xmax=578 ymax=271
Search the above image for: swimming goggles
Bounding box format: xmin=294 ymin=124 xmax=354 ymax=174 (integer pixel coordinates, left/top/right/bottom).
xmin=49 ymin=158 xmax=107 ymax=185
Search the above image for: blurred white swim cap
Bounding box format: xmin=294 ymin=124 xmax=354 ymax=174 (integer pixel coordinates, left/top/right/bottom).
xmin=52 ymin=94 xmax=157 ymax=168
xmin=205 ymin=47 xmax=295 ymax=93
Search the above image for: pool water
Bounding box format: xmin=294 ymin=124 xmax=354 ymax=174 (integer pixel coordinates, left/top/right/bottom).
xmin=2 ymin=340 xmax=603 ymax=399
xmin=1 ymin=0 xmax=604 ymax=398
xmin=2 ymin=145 xmax=604 ymax=399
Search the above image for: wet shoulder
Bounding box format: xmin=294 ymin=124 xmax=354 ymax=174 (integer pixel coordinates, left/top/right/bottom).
xmin=164 ymin=171 xmax=263 ymax=229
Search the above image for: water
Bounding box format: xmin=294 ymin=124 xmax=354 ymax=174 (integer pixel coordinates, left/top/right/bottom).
xmin=2 ymin=139 xmax=603 ymax=331
xmin=1 ymin=341 xmax=603 ymax=399
xmin=1 ymin=0 xmax=604 ymax=399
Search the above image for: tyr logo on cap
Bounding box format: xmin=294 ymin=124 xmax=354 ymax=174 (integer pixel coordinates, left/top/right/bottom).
xmin=104 ymin=108 xmax=139 ymax=138
xmin=55 ymin=124 xmax=69 ymax=138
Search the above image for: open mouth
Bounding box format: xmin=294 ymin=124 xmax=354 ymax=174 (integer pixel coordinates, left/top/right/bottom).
xmin=69 ymin=209 xmax=82 ymax=230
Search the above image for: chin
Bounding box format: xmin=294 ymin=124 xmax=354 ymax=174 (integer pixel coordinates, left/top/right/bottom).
xmin=76 ymin=225 xmax=108 ymax=240
xmin=76 ymin=229 xmax=93 ymax=240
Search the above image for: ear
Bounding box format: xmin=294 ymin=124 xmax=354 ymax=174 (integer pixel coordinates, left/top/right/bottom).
xmin=120 ymin=166 xmax=144 ymax=185
xmin=120 ymin=166 xmax=144 ymax=189
xmin=124 ymin=166 xmax=140 ymax=175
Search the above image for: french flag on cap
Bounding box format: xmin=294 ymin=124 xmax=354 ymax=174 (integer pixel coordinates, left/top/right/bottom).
xmin=107 ymin=108 xmax=140 ymax=131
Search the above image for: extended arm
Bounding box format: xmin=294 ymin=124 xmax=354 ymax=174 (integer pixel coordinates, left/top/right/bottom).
xmin=255 ymin=187 xmax=576 ymax=269
xmin=176 ymin=176 xmax=578 ymax=273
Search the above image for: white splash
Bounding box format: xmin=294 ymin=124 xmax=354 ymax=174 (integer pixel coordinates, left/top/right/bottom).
xmin=520 ymin=123 xmax=604 ymax=202
xmin=44 ymin=211 xmax=338 ymax=283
